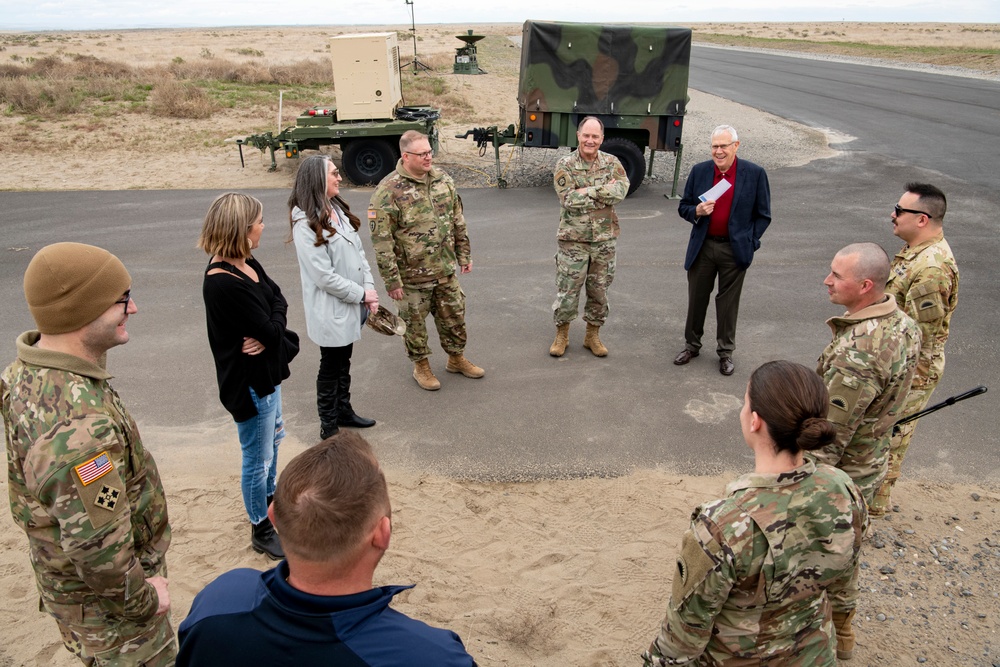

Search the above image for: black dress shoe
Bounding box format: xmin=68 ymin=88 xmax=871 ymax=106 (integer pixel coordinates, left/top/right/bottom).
xmin=673 ymin=349 xmax=699 ymax=365
xmin=719 ymin=357 xmax=735 ymax=376
xmin=338 ymin=413 xmax=376 ymax=428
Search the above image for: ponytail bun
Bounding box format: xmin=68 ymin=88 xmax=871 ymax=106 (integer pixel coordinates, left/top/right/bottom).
xmin=796 ymin=417 xmax=837 ymax=452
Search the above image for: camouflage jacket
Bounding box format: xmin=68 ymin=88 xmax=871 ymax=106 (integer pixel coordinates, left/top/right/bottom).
xmin=642 ymin=461 xmax=866 ymax=666
xmin=553 ymin=150 xmax=629 ymax=243
xmin=887 ymin=234 xmax=958 ymax=389
xmin=814 ymin=297 xmax=920 ymax=469
xmin=2 ymin=332 xmax=170 ymax=621
xmin=368 ymin=161 xmax=471 ymax=291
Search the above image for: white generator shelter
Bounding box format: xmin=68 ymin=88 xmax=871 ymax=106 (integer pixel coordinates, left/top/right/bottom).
xmin=329 ymin=33 xmax=402 ymax=121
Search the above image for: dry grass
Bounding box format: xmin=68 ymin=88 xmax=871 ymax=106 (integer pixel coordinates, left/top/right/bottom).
xmin=0 ymin=53 xmax=332 ymax=118
xmin=148 ymin=78 xmax=217 ymax=118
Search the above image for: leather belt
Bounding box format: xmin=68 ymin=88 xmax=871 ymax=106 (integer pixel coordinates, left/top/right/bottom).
xmin=706 ymin=235 xmax=730 ymax=242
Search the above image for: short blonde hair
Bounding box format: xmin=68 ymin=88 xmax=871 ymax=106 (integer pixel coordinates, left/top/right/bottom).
xmin=399 ymin=130 xmax=428 ymax=153
xmin=198 ymin=193 xmax=263 ymax=260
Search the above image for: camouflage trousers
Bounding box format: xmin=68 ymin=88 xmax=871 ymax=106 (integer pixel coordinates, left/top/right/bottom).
xmin=398 ymin=274 xmax=467 ymax=361
xmin=552 ymin=239 xmax=616 ymax=326
xmin=829 ymin=562 xmax=861 ymax=615
xmin=870 ymin=382 xmax=937 ymax=514
xmin=809 ymin=437 xmax=888 ymax=507
xmin=45 ymin=597 xmax=176 ymax=666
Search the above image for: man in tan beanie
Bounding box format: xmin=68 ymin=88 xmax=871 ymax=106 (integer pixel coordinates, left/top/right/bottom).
xmin=2 ymin=242 xmax=175 ymax=666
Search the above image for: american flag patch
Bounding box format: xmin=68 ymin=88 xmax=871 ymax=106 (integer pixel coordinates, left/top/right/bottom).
xmin=75 ymin=452 xmax=113 ymax=486
xmin=367 ymin=210 xmax=377 ymax=219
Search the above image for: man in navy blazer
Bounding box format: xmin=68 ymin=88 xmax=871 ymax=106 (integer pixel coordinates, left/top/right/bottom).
xmin=673 ymin=125 xmax=771 ymax=376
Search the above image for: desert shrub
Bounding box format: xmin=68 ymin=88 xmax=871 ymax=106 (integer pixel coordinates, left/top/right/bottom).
xmin=266 ymin=59 xmax=330 ymax=85
xmin=0 ymin=77 xmax=86 ymax=113
xmin=149 ymin=78 xmax=217 ymax=118
xmin=166 ymin=56 xmax=329 ymax=85
xmin=0 ymin=52 xmax=332 ymax=118
xmin=0 ymin=78 xmax=49 ymax=113
xmin=231 ymin=47 xmax=265 ymax=57
xmin=69 ymin=54 xmax=136 ymax=79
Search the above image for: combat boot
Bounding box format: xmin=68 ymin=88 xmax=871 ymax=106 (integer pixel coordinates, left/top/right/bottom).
xmin=868 ymin=476 xmax=896 ymax=518
xmin=251 ymin=517 xmax=284 ymax=561
xmin=412 ymin=358 xmax=441 ymax=391
xmin=446 ymin=353 xmax=485 ymax=378
xmin=832 ymin=609 xmax=856 ymax=660
xmin=583 ymin=323 xmax=608 ymax=357
xmin=549 ymin=323 xmax=570 ymax=357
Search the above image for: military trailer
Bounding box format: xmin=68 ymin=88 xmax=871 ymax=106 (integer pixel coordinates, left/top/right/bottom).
xmin=237 ymin=32 xmax=440 ymax=185
xmin=458 ymin=21 xmax=691 ymax=196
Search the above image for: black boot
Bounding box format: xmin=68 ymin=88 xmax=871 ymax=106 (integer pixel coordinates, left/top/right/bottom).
xmin=336 ymin=359 xmax=375 ymax=428
xmin=317 ymin=379 xmax=340 ymax=440
xmin=251 ymin=517 xmax=284 ymax=560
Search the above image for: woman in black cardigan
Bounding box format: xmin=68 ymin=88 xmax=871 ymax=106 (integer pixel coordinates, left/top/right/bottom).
xmin=198 ymin=193 xmax=298 ymax=560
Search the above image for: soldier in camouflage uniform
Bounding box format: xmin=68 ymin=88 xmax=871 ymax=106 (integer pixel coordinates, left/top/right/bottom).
xmin=2 ymin=243 xmax=174 ymax=666
xmin=870 ymin=183 xmax=959 ymax=516
xmin=812 ymin=243 xmax=921 ymax=505
xmin=811 ymin=243 xmax=920 ymax=661
xmin=642 ymin=360 xmax=867 ymax=666
xmin=549 ymin=116 xmax=629 ymax=358
xmin=368 ymin=130 xmax=483 ymax=391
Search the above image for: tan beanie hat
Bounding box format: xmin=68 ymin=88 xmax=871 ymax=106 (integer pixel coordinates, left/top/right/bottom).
xmin=24 ymin=242 xmax=132 ymax=334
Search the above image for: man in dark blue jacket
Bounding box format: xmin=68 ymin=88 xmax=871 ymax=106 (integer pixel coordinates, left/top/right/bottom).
xmin=673 ymin=125 xmax=771 ymax=376
xmin=177 ymin=432 xmax=476 ymax=667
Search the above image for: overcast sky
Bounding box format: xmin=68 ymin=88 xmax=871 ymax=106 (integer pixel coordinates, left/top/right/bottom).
xmin=4 ymin=0 xmax=998 ymax=31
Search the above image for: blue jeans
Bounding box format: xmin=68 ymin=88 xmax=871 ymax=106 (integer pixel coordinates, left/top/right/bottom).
xmin=235 ymin=385 xmax=284 ymax=525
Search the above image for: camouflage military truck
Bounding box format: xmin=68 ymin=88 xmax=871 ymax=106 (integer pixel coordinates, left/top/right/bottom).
xmin=237 ymin=32 xmax=440 ymax=186
xmin=459 ymin=21 xmax=691 ymax=196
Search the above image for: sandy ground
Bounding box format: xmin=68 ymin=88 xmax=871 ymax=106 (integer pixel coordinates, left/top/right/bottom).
xmin=2 ymin=433 xmax=998 ymax=666
xmin=2 ymin=22 xmax=999 ymax=667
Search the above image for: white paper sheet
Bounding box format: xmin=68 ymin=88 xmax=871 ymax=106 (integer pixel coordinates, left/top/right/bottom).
xmin=699 ymin=178 xmax=732 ymax=203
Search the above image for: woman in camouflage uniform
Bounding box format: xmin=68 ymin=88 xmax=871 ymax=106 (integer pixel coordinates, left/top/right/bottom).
xmin=643 ymin=360 xmax=867 ymax=666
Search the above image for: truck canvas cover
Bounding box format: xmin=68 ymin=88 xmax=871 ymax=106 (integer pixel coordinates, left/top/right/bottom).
xmin=518 ymin=21 xmax=691 ymax=116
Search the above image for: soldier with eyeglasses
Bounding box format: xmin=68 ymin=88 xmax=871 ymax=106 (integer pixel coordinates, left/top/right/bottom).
xmin=2 ymin=242 xmax=175 ymax=665
xmin=368 ymin=130 xmax=484 ymax=391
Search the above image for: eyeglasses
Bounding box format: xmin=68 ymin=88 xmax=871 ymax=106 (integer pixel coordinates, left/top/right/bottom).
xmin=894 ymin=204 xmax=930 ymax=218
xmin=114 ymin=290 xmax=132 ymax=316
xmin=405 ymin=150 xmax=433 ymax=159
xmin=711 ymin=142 xmax=735 ymax=150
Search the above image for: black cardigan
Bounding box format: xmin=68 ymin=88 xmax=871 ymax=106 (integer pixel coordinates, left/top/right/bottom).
xmin=203 ymin=257 xmax=298 ymax=422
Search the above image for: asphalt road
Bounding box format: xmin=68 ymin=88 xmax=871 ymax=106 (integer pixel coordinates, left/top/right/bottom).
xmin=1 ymin=52 xmax=997 ymax=483
xmin=689 ymin=44 xmax=1000 ymax=189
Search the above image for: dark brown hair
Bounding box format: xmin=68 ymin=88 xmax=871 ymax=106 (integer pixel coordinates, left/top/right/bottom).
xmin=906 ymin=181 xmax=947 ymax=222
xmin=272 ymin=431 xmax=390 ymax=563
xmin=287 ymin=155 xmax=360 ymax=248
xmin=748 ymin=360 xmax=837 ymax=455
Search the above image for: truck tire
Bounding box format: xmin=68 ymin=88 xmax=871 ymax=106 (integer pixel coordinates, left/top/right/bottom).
xmin=601 ymin=137 xmax=645 ymax=196
xmin=342 ymin=139 xmax=399 ymax=186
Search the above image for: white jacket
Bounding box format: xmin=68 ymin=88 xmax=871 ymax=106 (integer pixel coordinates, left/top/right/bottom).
xmin=292 ymin=205 xmax=375 ymax=348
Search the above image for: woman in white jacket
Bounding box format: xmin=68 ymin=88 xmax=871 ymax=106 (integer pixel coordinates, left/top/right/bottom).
xmin=289 ymin=155 xmax=379 ymax=439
